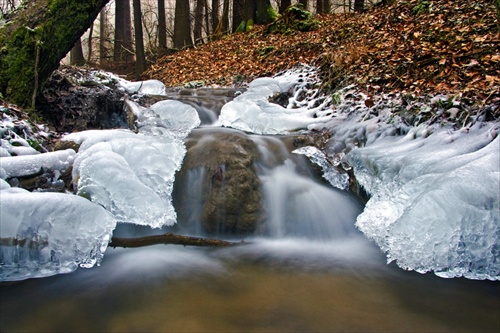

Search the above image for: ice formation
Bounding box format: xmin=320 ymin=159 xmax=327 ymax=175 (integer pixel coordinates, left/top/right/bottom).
xmin=65 ymin=99 xmax=200 ymax=228
xmin=348 ymin=124 xmax=499 ymax=280
xmin=0 ymin=149 xmax=75 ymax=179
xmin=217 ymin=65 xmax=334 ymax=134
xmin=0 ymin=186 xmax=116 ymax=281
xmin=117 ymin=79 xmax=167 ymax=95
xmin=293 ymin=146 xmax=350 ymax=190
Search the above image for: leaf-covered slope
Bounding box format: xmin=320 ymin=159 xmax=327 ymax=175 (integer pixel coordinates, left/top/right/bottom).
xmin=144 ymin=0 xmax=499 ymax=105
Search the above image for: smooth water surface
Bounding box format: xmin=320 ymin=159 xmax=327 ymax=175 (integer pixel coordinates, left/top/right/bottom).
xmin=1 ymin=242 xmax=498 ymax=332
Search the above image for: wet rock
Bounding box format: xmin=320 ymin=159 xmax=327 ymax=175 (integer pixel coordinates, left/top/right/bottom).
xmin=173 ymin=127 xmax=262 ymax=236
xmin=7 ymin=167 xmax=73 ymax=193
xmin=36 ymin=67 xmax=128 ymax=133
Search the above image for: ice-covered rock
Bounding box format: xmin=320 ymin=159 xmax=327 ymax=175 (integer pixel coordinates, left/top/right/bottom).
xmin=117 ymin=79 xmax=167 ymax=95
xmin=65 ymin=100 xmax=200 ymax=228
xmin=0 ymin=188 xmax=116 ymax=281
xmin=348 ymin=123 xmax=499 ymax=280
xmin=0 ymin=149 xmax=75 ymax=179
xmin=218 ymin=65 xmax=334 ymax=134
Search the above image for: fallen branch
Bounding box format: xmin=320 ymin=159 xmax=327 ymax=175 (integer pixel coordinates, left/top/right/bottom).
xmin=1 ymin=233 xmax=245 ymax=250
xmin=109 ymin=233 xmax=245 ymax=248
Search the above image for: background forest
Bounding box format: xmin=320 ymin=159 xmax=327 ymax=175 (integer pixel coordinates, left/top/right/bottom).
xmin=1 ymin=0 xmax=376 ymax=77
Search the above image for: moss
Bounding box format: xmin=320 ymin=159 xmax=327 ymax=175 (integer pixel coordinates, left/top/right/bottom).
xmin=264 ymin=4 xmax=319 ymax=35
xmin=0 ymin=0 xmax=108 ymax=107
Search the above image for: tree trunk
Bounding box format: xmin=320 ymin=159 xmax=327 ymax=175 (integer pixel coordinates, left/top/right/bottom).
xmin=211 ymin=0 xmax=220 ymax=34
xmin=158 ymin=0 xmax=167 ymax=50
xmin=204 ymin=0 xmax=211 ymax=36
xmin=495 ymin=0 xmax=500 ymax=33
xmin=354 ymin=0 xmax=364 ymax=12
xmin=0 ymin=0 xmax=110 ymax=107
xmin=232 ymin=0 xmax=252 ymax=33
xmin=132 ymin=0 xmax=146 ymax=75
xmin=279 ymin=0 xmax=292 ymax=13
xmin=298 ymin=0 xmax=308 ymax=10
xmin=214 ymin=0 xmax=229 ymax=36
xmin=316 ymin=0 xmax=330 ymax=14
xmin=87 ymin=22 xmax=94 ymax=63
xmin=70 ymin=38 xmax=85 ymax=66
xmin=99 ymin=8 xmax=109 ymax=64
xmin=194 ymin=0 xmax=204 ymax=44
xmin=114 ymin=0 xmax=133 ymax=62
xmin=173 ymin=0 xmax=193 ymax=49
xmin=254 ymin=0 xmax=275 ymax=25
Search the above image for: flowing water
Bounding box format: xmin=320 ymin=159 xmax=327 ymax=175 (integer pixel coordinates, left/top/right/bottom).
xmin=1 ymin=89 xmax=499 ymax=332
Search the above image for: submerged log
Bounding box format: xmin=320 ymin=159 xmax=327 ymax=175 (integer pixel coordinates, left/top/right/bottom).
xmin=1 ymin=233 xmax=243 ymax=250
xmin=109 ymin=233 xmax=244 ymax=248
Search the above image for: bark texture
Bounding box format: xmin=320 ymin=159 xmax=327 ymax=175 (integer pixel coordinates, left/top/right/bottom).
xmin=0 ymin=0 xmax=110 ymax=107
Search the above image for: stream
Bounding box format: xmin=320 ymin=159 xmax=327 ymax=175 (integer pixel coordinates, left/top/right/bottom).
xmin=1 ymin=66 xmax=499 ymax=332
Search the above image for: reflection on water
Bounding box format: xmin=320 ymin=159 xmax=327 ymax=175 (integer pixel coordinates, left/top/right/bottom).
xmin=1 ymin=242 xmax=499 ymax=332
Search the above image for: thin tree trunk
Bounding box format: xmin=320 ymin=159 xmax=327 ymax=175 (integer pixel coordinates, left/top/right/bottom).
xmin=99 ymin=8 xmax=108 ymax=64
xmin=0 ymin=0 xmax=110 ymax=107
xmin=158 ymin=0 xmax=167 ymax=50
xmin=211 ymin=0 xmax=220 ymax=34
xmin=70 ymin=38 xmax=85 ymax=66
xmin=133 ymin=0 xmax=146 ymax=75
xmin=204 ymin=0 xmax=211 ymax=36
xmin=194 ymin=0 xmax=204 ymax=44
xmin=87 ymin=22 xmax=94 ymax=63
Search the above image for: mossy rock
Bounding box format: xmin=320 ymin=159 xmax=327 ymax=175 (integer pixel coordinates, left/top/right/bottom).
xmin=264 ymin=4 xmax=320 ymax=35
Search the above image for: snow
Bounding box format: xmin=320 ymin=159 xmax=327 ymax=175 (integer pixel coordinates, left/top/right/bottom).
xmin=0 ymin=186 xmax=116 ymax=282
xmin=217 ymin=65 xmax=334 ymax=134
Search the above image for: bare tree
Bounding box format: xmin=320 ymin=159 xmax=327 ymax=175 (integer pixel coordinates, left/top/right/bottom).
xmin=354 ymin=0 xmax=364 ymax=12
xmin=173 ymin=0 xmax=193 ymax=49
xmin=211 ymin=0 xmax=221 ymax=33
xmin=99 ymin=8 xmax=109 ymax=64
xmin=114 ymin=0 xmax=133 ymax=62
xmin=158 ymin=0 xmax=167 ymax=50
xmin=194 ymin=0 xmax=204 ymax=44
xmin=316 ymin=0 xmax=331 ymax=13
xmin=133 ymin=0 xmax=146 ymax=75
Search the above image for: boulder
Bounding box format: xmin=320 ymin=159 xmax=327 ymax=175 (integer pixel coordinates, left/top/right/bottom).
xmin=173 ymin=127 xmax=262 ymax=236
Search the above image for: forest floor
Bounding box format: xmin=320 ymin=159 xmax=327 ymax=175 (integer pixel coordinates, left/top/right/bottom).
xmin=144 ymin=0 xmax=499 ymax=113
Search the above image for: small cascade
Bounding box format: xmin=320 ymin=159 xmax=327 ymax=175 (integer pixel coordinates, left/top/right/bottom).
xmin=172 ymin=126 xmax=363 ymax=241
xmin=260 ymin=160 xmax=361 ymax=240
